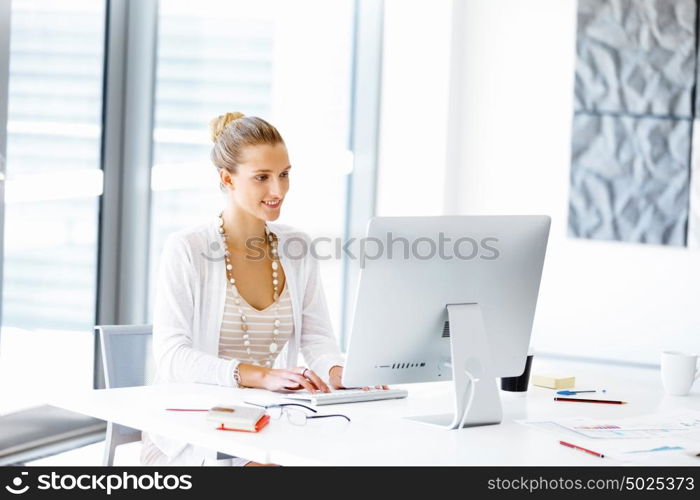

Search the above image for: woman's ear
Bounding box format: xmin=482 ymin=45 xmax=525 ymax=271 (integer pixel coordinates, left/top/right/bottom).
xmin=219 ymin=169 xmax=234 ymax=190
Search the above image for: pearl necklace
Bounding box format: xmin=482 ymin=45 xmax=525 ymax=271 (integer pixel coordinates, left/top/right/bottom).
xmin=218 ymin=212 xmax=282 ymax=367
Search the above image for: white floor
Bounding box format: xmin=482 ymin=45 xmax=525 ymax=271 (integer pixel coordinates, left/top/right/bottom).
xmin=25 ymin=440 xmax=143 ymax=467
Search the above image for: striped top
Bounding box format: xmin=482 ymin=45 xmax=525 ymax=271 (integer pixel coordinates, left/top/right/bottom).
xmin=218 ymin=280 xmax=294 ymax=367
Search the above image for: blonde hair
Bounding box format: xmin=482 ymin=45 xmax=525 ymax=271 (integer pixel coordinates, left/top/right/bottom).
xmin=209 ymin=112 xmax=285 ymax=190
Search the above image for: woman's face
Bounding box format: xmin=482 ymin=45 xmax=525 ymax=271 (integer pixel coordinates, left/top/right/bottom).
xmin=227 ymin=143 xmax=290 ymax=221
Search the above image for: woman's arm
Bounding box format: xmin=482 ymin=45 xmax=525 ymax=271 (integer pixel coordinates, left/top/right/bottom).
xmin=152 ymin=234 xmax=239 ymax=386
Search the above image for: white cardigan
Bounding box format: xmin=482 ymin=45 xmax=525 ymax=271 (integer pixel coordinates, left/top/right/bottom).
xmin=147 ymin=216 xmax=345 ymax=463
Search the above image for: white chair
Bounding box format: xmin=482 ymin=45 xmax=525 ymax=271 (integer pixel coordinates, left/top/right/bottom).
xmin=96 ymin=324 xmax=153 ymax=466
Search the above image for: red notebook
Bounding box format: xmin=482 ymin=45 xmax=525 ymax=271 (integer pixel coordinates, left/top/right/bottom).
xmin=207 ymin=404 xmax=269 ymax=432
xmin=216 ymin=414 xmax=270 ymax=433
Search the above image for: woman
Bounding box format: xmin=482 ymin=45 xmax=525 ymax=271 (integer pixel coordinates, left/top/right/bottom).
xmin=140 ymin=112 xmax=349 ymax=466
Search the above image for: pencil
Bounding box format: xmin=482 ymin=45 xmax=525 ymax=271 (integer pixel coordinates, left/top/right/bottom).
xmin=553 ymin=397 xmax=627 ymax=405
xmin=559 ymin=440 xmax=605 ymax=458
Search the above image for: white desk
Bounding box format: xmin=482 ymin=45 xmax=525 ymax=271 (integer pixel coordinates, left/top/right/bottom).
xmin=48 ymin=358 xmax=700 ymax=466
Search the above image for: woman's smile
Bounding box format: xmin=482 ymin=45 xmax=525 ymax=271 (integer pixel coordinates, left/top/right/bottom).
xmin=262 ymin=199 xmax=282 ymax=209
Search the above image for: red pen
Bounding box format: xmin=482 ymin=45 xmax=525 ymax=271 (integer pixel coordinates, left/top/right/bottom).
xmin=554 ymin=397 xmax=627 ymax=405
xmin=559 ymin=440 xmax=605 ymax=458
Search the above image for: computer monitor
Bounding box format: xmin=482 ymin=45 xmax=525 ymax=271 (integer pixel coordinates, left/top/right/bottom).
xmin=341 ymin=215 xmax=550 ymax=429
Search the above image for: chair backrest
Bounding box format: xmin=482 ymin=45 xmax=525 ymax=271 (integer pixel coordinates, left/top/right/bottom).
xmin=96 ymin=325 xmax=154 ymax=389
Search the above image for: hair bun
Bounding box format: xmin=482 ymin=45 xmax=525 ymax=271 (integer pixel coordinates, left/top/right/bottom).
xmin=209 ymin=112 xmax=245 ymax=142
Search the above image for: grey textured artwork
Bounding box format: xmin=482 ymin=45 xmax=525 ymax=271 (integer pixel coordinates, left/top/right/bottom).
xmin=575 ymin=0 xmax=696 ymax=118
xmin=570 ymin=114 xmax=690 ymax=245
xmin=569 ymin=0 xmax=697 ymax=246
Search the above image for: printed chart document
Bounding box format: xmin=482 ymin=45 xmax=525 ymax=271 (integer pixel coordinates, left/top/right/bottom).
xmin=518 ymin=411 xmax=700 ymax=439
xmin=602 ymin=439 xmax=700 ymax=465
xmin=517 ymin=411 xmax=700 ymax=464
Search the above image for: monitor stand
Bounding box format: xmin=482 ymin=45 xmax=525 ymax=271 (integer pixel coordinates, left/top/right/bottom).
xmin=405 ymin=303 xmax=503 ymax=429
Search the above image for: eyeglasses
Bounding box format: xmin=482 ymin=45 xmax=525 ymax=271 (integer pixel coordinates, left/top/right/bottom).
xmin=244 ymin=401 xmax=351 ymax=426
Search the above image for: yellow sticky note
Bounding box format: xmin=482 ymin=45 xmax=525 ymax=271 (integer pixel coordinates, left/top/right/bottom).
xmin=532 ymin=374 xmax=575 ymax=389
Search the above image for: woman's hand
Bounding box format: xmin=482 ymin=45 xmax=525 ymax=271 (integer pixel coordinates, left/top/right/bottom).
xmin=239 ymin=363 xmax=329 ymax=393
xmin=329 ymin=365 xmax=345 ymax=390
xmin=329 ymin=365 xmax=389 ymax=391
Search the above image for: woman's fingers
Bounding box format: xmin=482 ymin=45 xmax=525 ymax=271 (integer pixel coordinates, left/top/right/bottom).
xmin=270 ymin=367 xmax=383 ymax=392
xmin=329 ymin=372 xmax=344 ymax=389
xmin=285 ymin=373 xmax=317 ymax=393
xmin=301 ymin=369 xmax=330 ymax=393
xmin=281 ymin=378 xmax=303 ymax=391
xmin=270 ymin=370 xmax=300 ymax=390
xmin=281 ymin=378 xmax=301 ymax=389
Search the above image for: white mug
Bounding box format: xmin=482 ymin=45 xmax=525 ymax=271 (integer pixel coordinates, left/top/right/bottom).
xmin=660 ymin=351 xmax=700 ymax=396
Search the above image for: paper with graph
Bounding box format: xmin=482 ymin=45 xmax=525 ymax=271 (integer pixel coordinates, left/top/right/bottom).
xmin=518 ymin=411 xmax=700 ymax=439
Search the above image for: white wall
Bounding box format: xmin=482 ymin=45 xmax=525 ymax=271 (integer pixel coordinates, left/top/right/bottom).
xmin=378 ymin=0 xmax=700 ymax=365
xmin=452 ymin=0 xmax=700 ymax=364
xmin=376 ymin=0 xmax=453 ymax=216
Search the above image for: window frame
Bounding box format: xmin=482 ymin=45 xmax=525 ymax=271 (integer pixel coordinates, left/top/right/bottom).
xmin=340 ymin=0 xmax=384 ymax=349
xmin=95 ymin=0 xmax=158 ymax=389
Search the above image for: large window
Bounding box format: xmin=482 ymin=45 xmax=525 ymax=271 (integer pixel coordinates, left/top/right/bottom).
xmin=0 ymin=0 xmax=105 ymax=413
xmin=148 ymin=0 xmax=355 ymax=338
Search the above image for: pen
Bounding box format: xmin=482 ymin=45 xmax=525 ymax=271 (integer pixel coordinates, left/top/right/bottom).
xmin=559 ymin=440 xmax=605 ymax=458
xmin=557 ymin=389 xmax=607 ymax=396
xmin=553 ymin=397 xmax=627 ymax=405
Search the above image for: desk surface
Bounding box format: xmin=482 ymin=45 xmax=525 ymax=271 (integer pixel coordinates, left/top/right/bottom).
xmin=49 ymin=358 xmax=700 ymax=466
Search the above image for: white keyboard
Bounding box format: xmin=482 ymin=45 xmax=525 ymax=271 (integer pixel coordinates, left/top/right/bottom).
xmin=282 ymin=388 xmax=408 ymax=406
